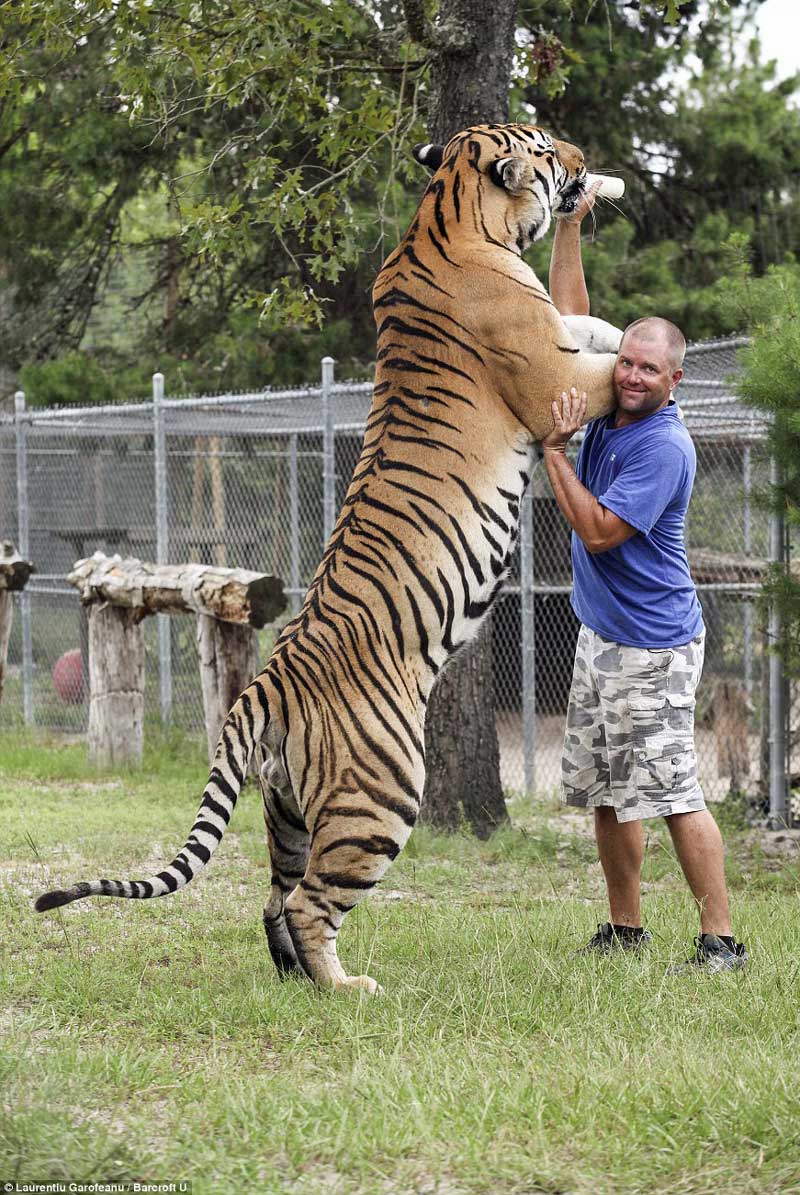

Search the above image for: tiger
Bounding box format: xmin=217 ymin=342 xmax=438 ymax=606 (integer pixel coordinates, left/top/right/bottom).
xmin=35 ymin=123 xmax=623 ymax=994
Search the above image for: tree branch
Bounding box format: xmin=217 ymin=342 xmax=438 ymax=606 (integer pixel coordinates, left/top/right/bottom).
xmin=400 ymin=0 xmax=475 ymax=54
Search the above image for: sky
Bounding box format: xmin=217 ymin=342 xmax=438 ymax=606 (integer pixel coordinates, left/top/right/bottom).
xmin=752 ymin=0 xmax=800 ymax=81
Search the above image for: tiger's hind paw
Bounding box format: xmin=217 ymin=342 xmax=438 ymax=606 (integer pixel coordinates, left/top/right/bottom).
xmin=337 ymin=974 xmax=383 ymax=995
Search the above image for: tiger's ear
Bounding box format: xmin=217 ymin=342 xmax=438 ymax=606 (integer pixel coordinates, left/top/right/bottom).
xmin=413 ymin=142 xmax=444 ymax=172
xmin=489 ymin=156 xmax=529 ymax=195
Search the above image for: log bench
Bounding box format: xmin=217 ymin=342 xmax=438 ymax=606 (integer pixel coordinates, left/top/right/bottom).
xmin=68 ymin=552 xmax=286 ymax=766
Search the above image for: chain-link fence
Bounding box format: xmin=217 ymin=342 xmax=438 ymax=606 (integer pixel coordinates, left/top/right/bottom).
xmin=0 ymin=341 xmax=795 ymax=820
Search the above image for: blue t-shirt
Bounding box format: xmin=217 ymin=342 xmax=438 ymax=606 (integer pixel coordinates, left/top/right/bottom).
xmin=570 ymin=400 xmax=704 ymax=649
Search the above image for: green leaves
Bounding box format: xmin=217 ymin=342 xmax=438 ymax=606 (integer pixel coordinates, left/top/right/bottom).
xmin=0 ymin=0 xmax=422 ymax=368
xmin=3 ymin=0 xmax=798 ymax=398
xmin=726 ymin=257 xmax=800 ymax=674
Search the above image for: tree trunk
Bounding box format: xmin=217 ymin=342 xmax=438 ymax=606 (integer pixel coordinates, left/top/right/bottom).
xmin=714 ymin=678 xmax=751 ymax=795
xmin=427 ymin=0 xmax=518 ymax=143
xmin=420 ymin=615 xmax=506 ymax=837
xmin=406 ymin=0 xmax=518 ymax=835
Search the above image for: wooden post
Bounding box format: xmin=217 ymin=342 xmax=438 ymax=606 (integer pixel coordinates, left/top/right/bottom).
xmin=209 ymin=437 xmax=226 ymax=567
xmin=87 ymin=604 xmax=145 ymax=767
xmin=68 ymin=553 xmax=285 ymax=768
xmin=191 ymin=437 xmax=206 ymax=561
xmin=714 ymin=678 xmax=751 ymax=794
xmin=0 ymin=590 xmax=12 ymax=704
xmin=0 ymin=541 xmax=34 ymax=704
xmin=197 ymin=615 xmax=258 ymax=764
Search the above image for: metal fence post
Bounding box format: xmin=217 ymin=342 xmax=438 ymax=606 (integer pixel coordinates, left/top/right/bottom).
xmin=289 ymin=432 xmax=300 ymax=614
xmin=14 ymin=391 xmax=34 ymax=725
xmin=520 ymin=470 xmax=537 ymax=795
xmin=321 ymin=357 xmax=335 ymax=546
xmin=767 ymin=453 xmax=788 ymax=828
xmin=742 ymin=444 xmax=753 ymax=698
xmin=153 ymin=371 xmax=172 ymax=725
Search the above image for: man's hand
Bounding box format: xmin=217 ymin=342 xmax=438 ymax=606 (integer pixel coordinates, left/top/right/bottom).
xmin=558 ymin=179 xmax=602 ymax=227
xmin=541 ymin=387 xmax=587 ymax=453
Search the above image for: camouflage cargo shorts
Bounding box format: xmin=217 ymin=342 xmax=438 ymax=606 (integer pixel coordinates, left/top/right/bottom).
xmin=561 ymin=625 xmax=706 ymax=823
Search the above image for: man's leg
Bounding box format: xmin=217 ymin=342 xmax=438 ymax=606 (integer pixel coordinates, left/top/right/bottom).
xmin=594 ymin=806 xmax=645 ymax=927
xmin=664 ymin=809 xmax=731 ymax=936
xmin=563 ymin=629 xmax=650 ymax=950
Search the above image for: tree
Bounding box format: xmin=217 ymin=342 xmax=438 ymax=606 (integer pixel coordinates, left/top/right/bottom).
xmin=401 ymin=0 xmax=518 ymax=836
xmin=719 ymin=252 xmax=800 ymax=678
xmin=3 ymin=0 xmax=759 ymax=397
xmin=0 ymin=0 xmax=422 ymax=386
xmin=519 ymin=0 xmax=800 ymax=340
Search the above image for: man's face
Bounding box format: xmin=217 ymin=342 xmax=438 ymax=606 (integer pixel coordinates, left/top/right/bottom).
xmin=612 ymin=330 xmax=683 ymax=423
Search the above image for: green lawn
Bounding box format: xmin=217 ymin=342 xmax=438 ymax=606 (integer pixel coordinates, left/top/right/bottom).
xmin=1 ymin=733 xmax=799 ymax=1195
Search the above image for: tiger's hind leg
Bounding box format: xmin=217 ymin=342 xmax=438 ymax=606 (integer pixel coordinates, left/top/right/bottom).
xmin=260 ymin=771 xmax=310 ymax=978
xmin=283 ymin=793 xmax=419 ymax=994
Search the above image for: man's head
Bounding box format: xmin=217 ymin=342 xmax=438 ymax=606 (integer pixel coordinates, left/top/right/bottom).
xmin=613 ymin=317 xmax=685 ymax=425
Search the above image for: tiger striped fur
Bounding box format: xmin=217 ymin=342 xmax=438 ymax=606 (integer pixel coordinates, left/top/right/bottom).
xmin=35 ymin=124 xmax=622 ymax=993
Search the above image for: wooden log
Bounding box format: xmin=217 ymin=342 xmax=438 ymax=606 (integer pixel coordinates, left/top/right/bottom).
xmin=197 ymin=614 xmax=259 ymax=764
xmin=88 ymin=604 xmax=145 ymax=767
xmin=68 ymin=552 xmax=285 ymax=627
xmin=689 ymin=549 xmax=800 ymax=587
xmin=688 ymin=549 xmax=767 ymax=585
xmin=0 ymin=541 xmax=34 ymax=704
xmin=714 ymin=678 xmax=751 ymax=793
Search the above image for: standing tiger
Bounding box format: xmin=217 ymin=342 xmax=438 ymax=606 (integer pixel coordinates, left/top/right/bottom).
xmin=36 ymin=124 xmax=623 ymax=993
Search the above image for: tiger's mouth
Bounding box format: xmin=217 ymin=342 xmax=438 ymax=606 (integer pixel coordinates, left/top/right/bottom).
xmin=555 ymin=178 xmax=586 ymax=215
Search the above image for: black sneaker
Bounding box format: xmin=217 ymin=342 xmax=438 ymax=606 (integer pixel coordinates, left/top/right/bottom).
xmin=578 ymin=922 xmax=653 ymax=955
xmin=673 ymin=933 xmax=748 ymax=974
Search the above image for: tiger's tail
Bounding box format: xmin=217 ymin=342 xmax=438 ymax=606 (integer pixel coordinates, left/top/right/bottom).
xmin=34 ymin=678 xmax=270 ymax=913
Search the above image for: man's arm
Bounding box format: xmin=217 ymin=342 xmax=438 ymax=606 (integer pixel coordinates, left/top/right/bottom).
xmin=542 ymin=389 xmax=636 ymax=554
xmin=548 ymin=182 xmax=600 ymax=317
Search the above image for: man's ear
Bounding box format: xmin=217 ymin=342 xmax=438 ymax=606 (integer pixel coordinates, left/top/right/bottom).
xmin=488 ymin=156 xmax=529 ymax=195
xmin=413 ymin=143 xmax=444 ymax=172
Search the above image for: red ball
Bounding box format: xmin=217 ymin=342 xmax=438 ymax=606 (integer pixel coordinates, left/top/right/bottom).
xmin=52 ymin=648 xmax=85 ymax=703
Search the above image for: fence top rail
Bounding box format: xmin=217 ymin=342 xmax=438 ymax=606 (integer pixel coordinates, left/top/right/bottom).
xmin=679 ymin=379 xmax=737 ymax=390
xmin=684 ymin=335 xmax=749 ymax=354
xmin=160 ymin=385 xmax=325 ymax=411
xmin=9 ymin=400 xmax=154 ymax=424
xmin=679 ymin=393 xmax=768 ymax=412
xmin=9 ymin=388 xmax=326 ymax=423
xmin=1 ymin=384 xmax=376 ymax=431
xmin=0 ymin=336 xmax=753 ymax=432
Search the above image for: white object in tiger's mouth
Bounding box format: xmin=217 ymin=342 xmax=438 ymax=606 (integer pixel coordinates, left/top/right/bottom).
xmin=584 ymin=173 xmax=625 ymax=200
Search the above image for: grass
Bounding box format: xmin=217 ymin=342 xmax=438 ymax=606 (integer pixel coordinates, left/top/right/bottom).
xmin=1 ymin=733 xmax=799 ymax=1195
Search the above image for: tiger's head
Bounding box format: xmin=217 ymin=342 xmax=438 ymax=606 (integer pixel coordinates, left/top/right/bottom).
xmin=413 ymin=123 xmax=588 ymax=254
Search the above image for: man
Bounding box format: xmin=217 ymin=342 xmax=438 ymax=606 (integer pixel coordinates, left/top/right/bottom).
xmin=542 ymin=189 xmax=747 ymax=971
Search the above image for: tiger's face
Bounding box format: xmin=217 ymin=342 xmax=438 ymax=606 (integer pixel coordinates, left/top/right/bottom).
xmin=414 ymin=123 xmax=588 ymax=255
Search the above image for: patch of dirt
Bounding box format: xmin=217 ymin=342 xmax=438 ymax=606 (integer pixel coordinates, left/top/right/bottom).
xmin=743 ymin=827 xmax=800 ymax=867
xmin=746 ymin=826 xmax=800 ymax=851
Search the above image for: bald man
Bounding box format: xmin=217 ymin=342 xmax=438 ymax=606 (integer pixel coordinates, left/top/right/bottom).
xmin=543 ymin=195 xmax=747 ymax=971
